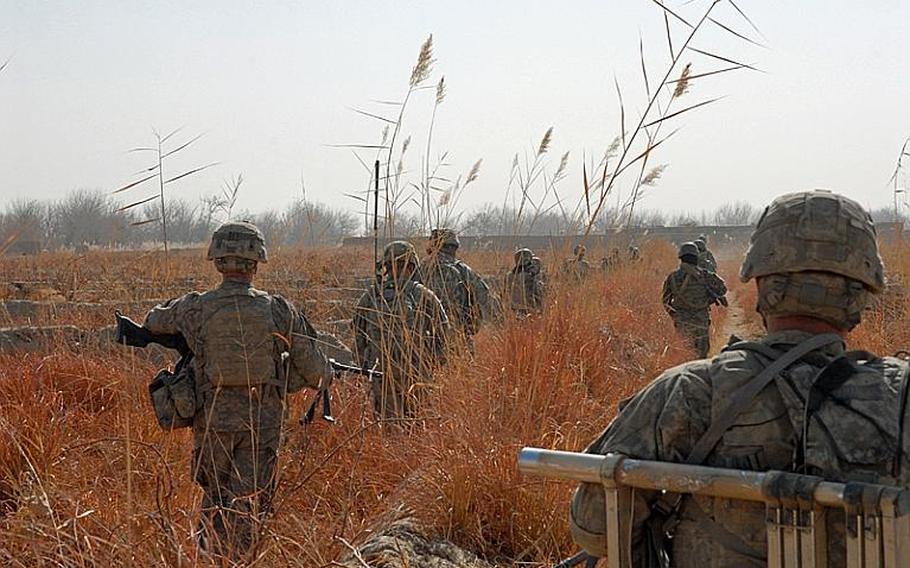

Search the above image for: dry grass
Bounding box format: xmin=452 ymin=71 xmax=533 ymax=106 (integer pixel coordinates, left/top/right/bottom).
xmin=1 ymin=239 xmax=906 ymax=567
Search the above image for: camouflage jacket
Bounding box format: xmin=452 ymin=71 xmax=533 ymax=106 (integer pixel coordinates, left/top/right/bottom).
xmin=506 ymin=267 xmax=544 ymax=312
xmin=144 ymin=278 xmax=331 ymax=433
xmin=352 ymin=276 xmax=449 ymax=380
xmin=420 ymin=255 xmax=472 ymax=333
xmin=698 ymin=249 xmax=718 ymax=273
xmin=570 ymin=331 xmax=910 ymax=568
xmin=441 ymin=252 xmax=499 ymax=330
xmin=661 ymin=263 xmax=727 ymax=316
xmin=563 ymin=258 xmax=591 ymax=280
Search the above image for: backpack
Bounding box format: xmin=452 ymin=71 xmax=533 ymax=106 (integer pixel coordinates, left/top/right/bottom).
xmin=200 ymin=290 xmax=281 ymax=388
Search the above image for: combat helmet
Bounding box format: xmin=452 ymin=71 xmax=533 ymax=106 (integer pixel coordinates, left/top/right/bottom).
xmin=573 ymin=244 xmax=586 ymax=257
xmin=382 ymin=240 xmax=419 ymax=268
xmin=429 ymin=228 xmax=460 ymax=251
xmin=740 ymin=190 xmax=883 ymax=291
xmin=207 ymin=221 xmax=268 ymax=263
xmin=678 ymin=242 xmax=699 ymax=259
xmin=740 ymin=190 xmax=885 ymax=330
xmin=514 ymin=248 xmax=533 ymax=266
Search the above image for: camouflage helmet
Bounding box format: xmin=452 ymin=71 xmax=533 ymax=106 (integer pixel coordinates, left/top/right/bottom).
xmin=429 ymin=228 xmax=460 ymax=250
xmin=573 ymin=244 xmax=586 ymax=256
xmin=740 ymin=190 xmax=884 ymax=292
xmin=382 ymin=240 xmax=419 ymax=267
xmin=694 ymin=239 xmax=707 ymax=252
xmin=514 ymin=248 xmax=533 ymax=265
xmin=207 ymin=221 xmax=268 ymax=263
xmin=678 ymin=242 xmax=699 ymax=259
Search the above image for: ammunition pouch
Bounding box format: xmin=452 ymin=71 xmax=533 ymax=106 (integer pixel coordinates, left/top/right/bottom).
xmin=148 ymin=355 xmax=197 ymax=430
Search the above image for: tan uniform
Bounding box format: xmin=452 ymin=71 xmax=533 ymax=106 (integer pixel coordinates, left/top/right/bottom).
xmin=352 ymin=276 xmax=448 ymax=418
xmin=506 ymin=266 xmax=544 ymax=315
xmin=662 ymin=263 xmax=727 ymax=357
xmin=570 ymin=331 xmax=909 ymax=567
xmin=563 ymin=257 xmax=591 ymax=281
xmin=144 ymin=278 xmax=330 ymax=555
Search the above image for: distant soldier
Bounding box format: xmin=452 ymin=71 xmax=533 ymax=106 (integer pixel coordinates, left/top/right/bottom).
xmin=662 ymin=242 xmax=728 ymax=357
xmin=420 ymin=228 xmax=498 ymax=340
xmin=601 ymin=247 xmax=622 ymax=272
xmin=695 ymin=234 xmax=718 ymax=273
xmin=506 ymin=248 xmax=545 ymax=316
xmin=627 ymin=245 xmax=641 ymax=262
xmin=143 ymin=222 xmax=331 ymax=558
xmin=563 ymin=244 xmax=591 ymax=281
xmin=353 ymin=241 xmax=449 ymax=419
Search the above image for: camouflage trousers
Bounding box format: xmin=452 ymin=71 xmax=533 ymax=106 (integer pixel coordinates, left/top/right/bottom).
xmin=672 ymin=310 xmax=711 ymax=358
xmin=192 ymin=426 xmax=280 ymax=559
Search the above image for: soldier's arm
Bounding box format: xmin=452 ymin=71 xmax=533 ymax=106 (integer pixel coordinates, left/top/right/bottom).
xmin=569 ymin=365 xmax=713 ymax=557
xmin=143 ymin=292 xmax=200 ymax=336
xmin=273 ymin=296 xmax=331 ymax=393
xmin=661 ymin=276 xmax=674 ymax=313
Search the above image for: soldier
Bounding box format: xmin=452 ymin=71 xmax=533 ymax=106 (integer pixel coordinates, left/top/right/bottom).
xmin=353 ymin=241 xmax=449 ymax=419
xmin=143 ymin=221 xmax=331 ymax=558
xmin=570 ymin=190 xmax=903 ymax=567
xmin=662 ymin=241 xmax=728 ymax=357
xmin=563 ymin=244 xmax=591 ymax=281
xmin=695 ymin=234 xmax=718 ymax=273
xmin=506 ymin=248 xmax=544 ymax=316
xmin=601 ymin=247 xmax=622 ymax=272
xmin=420 ymin=228 xmax=498 ymax=340
xmin=627 ymin=245 xmax=641 ymax=262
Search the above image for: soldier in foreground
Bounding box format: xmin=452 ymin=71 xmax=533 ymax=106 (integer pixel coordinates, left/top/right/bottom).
xmin=661 ymin=241 xmax=727 ymax=357
xmin=506 ymin=248 xmax=544 ymax=316
xmin=695 ymin=234 xmax=718 ymax=273
xmin=143 ymin=222 xmax=331 ymax=558
xmin=563 ymin=244 xmax=591 ymax=281
xmin=570 ymin=190 xmax=903 ymax=567
xmin=421 ymin=228 xmax=498 ymax=343
xmin=353 ymin=241 xmax=449 ymax=419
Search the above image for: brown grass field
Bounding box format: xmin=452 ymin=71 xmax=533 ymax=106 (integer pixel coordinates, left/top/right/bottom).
xmin=0 ymin=238 xmax=908 ymax=567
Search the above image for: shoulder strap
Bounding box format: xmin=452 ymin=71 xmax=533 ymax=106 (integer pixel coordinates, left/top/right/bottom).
xmin=686 ymin=333 xmax=843 ymax=465
xmin=723 ymin=340 xmax=782 ymax=361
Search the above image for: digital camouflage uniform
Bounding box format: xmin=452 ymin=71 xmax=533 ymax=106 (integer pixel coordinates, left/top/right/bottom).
xmin=354 ymin=241 xmax=449 ymax=419
xmin=563 ymin=245 xmax=591 ymax=281
xmin=662 ymin=245 xmax=727 ymax=358
xmin=571 ymin=191 xmax=901 ymax=568
xmin=421 ymin=229 xmax=498 ymax=337
xmin=506 ymin=248 xmax=544 ymax=316
xmin=695 ymin=237 xmax=718 ymax=273
xmin=144 ymin=223 xmax=330 ymax=557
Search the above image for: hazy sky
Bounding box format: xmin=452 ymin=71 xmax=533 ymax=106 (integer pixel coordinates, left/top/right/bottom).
xmin=1 ymin=0 xmax=909 ymax=222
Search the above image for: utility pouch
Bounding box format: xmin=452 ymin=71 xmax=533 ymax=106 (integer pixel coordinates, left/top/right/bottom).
xmin=148 ymin=355 xmax=196 ymax=430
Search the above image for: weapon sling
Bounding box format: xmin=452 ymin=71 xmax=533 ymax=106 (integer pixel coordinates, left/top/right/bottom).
xmin=649 ymin=333 xmax=844 ymax=563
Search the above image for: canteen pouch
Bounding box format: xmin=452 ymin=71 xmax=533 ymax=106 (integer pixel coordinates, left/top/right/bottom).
xmin=148 ymin=355 xmax=196 ymax=430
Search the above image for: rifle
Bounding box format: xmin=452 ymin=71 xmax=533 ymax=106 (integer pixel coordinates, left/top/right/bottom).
xmin=301 ymin=358 xmax=383 ymax=424
xmin=115 ymin=310 xmax=191 ymax=357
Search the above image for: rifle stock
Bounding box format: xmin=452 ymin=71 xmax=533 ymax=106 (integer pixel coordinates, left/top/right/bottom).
xmin=115 ymin=310 xmax=191 ymax=357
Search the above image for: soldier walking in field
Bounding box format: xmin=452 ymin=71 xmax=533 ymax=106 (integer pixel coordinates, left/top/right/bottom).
xmin=562 ymin=244 xmax=591 ymax=281
xmin=353 ymin=241 xmax=449 ymax=419
xmin=695 ymin=234 xmax=718 ymax=273
xmin=662 ymin=241 xmax=728 ymax=357
xmin=143 ymin=222 xmax=331 ymax=558
xmin=569 ymin=190 xmax=904 ymax=567
xmin=506 ymin=248 xmax=545 ymax=316
xmin=420 ymin=228 xmax=498 ymax=343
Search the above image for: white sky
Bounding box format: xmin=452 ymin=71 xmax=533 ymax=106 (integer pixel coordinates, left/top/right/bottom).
xmin=1 ymin=0 xmax=908 ymax=221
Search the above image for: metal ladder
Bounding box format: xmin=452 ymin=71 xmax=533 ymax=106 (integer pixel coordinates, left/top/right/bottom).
xmin=518 ymin=448 xmax=910 ymax=568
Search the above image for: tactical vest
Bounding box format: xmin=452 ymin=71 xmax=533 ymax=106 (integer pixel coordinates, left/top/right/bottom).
xmin=199 ymin=289 xmax=280 ymax=388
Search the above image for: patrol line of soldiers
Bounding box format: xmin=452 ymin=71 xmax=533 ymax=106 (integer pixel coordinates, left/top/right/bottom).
xmin=128 ymin=216 xmax=735 ymax=561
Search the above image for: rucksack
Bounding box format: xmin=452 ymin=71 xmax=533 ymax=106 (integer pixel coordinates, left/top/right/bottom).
xmin=200 ymin=290 xmax=281 ymax=388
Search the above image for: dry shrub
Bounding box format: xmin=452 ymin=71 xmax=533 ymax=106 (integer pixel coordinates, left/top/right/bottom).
xmin=0 ymin=239 xmax=783 ymax=567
